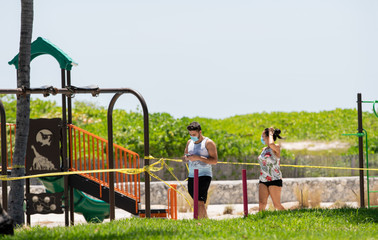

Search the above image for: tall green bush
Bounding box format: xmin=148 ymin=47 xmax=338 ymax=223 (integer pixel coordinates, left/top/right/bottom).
xmin=2 ymin=96 xmax=378 ymax=160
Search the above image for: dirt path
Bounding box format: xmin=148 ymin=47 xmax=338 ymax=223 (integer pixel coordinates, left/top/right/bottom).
xmin=280 ymin=141 xmax=350 ymax=151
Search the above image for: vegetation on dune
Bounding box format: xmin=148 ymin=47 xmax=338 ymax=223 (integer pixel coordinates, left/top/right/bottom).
xmin=2 ymin=96 xmax=378 ymax=160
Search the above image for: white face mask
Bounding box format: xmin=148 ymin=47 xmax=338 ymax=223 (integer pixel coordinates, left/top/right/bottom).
xmin=191 ymin=136 xmax=199 ymax=142
xmin=190 ymin=132 xmax=201 ymax=142
xmin=261 ymin=136 xmax=265 ymax=145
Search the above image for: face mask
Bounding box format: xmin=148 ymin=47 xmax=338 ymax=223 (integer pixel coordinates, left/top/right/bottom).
xmin=191 ymin=136 xmax=199 ymax=142
xmin=261 ymin=136 xmax=265 ymax=145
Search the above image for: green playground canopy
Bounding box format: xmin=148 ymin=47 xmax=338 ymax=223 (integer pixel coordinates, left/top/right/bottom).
xmin=8 ymin=37 xmax=78 ymax=70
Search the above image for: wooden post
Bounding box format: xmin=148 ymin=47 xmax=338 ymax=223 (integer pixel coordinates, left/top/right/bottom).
xmin=242 ymin=169 xmax=248 ymax=217
xmin=193 ymin=169 xmax=198 ymax=219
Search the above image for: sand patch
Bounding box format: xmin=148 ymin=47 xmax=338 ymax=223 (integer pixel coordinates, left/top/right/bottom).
xmin=280 ymin=141 xmax=350 ymax=151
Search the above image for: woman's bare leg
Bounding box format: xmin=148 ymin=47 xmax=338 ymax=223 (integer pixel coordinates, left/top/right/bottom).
xmin=198 ymin=201 xmax=208 ymax=219
xmin=269 ymin=186 xmax=285 ymax=210
xmin=259 ymin=183 xmax=269 ymax=211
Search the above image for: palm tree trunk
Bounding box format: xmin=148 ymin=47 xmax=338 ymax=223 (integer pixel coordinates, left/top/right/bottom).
xmin=8 ymin=0 xmax=33 ymax=226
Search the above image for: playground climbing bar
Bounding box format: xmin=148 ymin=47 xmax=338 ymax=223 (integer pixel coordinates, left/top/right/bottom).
xmin=345 ymin=93 xmax=378 ymax=208
xmin=357 ymin=93 xmax=365 ymax=208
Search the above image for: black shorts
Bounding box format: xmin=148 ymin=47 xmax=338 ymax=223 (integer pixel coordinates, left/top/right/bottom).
xmin=259 ymin=179 xmax=283 ymax=187
xmin=188 ymin=176 xmax=212 ymax=203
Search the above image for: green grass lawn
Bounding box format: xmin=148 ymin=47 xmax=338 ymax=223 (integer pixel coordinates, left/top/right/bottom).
xmin=2 ymin=208 xmax=377 ymax=240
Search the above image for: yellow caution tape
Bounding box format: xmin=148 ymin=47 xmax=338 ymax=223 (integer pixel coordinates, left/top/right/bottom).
xmin=0 ymin=159 xmax=164 ymax=181
xmin=148 ymin=170 xmax=193 ymax=211
xmin=148 ymin=156 xmax=378 ymax=172
xmin=2 ymin=155 xmax=378 ymax=182
xmin=161 ymin=160 xmax=191 ymax=207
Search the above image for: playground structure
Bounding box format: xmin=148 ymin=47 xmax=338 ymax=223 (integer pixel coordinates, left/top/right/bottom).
xmin=343 ymin=93 xmax=378 ymax=208
xmin=0 ymin=37 xmax=177 ymax=226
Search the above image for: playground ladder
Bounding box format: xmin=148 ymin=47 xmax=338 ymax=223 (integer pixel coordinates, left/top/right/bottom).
xmin=68 ymin=124 xmax=140 ymax=203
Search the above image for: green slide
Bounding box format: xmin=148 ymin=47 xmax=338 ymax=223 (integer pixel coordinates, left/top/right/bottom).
xmin=39 ymin=176 xmax=110 ymax=223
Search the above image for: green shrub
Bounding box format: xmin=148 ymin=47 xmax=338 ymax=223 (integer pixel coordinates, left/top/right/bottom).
xmin=2 ymin=97 xmax=378 ymax=160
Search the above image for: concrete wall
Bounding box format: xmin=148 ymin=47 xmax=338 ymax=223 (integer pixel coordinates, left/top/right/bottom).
xmin=140 ymin=177 xmax=378 ymax=205
xmin=1 ymin=177 xmax=376 ymax=206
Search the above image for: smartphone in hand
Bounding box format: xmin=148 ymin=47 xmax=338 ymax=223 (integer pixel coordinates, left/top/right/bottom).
xmin=183 ymin=153 xmax=190 ymax=163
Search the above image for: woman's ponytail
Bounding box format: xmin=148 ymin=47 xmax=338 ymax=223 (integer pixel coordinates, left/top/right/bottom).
xmin=274 ymin=129 xmax=283 ymax=140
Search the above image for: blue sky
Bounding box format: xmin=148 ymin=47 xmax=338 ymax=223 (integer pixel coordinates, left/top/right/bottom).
xmin=1 ymin=1 xmax=377 ymax=119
